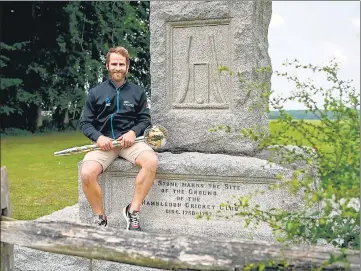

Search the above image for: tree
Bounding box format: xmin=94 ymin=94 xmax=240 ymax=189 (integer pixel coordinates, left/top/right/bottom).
xmin=0 ymin=2 xmax=56 ymax=131
xmin=0 ymin=1 xmax=150 ymax=132
xmin=0 ymin=42 xmax=27 ymax=117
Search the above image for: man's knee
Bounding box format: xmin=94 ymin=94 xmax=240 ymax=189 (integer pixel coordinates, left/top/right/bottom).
xmin=80 ymin=161 xmax=102 ymax=185
xmin=147 ymin=155 xmax=159 ymax=171
xmin=136 ymin=151 xmax=158 ymax=172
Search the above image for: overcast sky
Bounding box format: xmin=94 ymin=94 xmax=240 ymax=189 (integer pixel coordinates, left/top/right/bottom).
xmin=268 ymin=1 xmax=360 ymax=110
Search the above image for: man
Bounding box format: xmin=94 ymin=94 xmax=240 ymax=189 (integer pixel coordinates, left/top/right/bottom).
xmin=79 ymin=46 xmax=158 ymax=231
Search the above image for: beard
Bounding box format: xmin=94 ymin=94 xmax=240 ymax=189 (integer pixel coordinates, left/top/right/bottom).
xmin=109 ymin=70 xmax=126 ymax=83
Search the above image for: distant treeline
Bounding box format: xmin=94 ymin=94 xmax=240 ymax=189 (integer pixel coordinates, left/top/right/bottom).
xmin=268 ymin=110 xmax=357 ymax=120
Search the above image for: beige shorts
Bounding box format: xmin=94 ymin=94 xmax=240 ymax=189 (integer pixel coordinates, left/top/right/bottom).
xmin=82 ymin=142 xmax=154 ymax=171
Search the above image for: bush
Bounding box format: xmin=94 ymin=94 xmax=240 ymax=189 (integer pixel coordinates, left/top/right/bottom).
xmin=218 ymin=59 xmax=360 ymax=252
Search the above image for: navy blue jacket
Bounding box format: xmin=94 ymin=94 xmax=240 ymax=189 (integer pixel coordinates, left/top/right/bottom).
xmin=80 ymin=78 xmax=151 ymax=142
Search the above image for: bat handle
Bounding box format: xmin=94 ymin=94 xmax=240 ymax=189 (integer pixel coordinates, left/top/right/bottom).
xmin=135 ymin=136 xmax=145 ymax=142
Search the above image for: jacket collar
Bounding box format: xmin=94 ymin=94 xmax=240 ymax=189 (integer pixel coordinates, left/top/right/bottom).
xmin=108 ymin=76 xmax=127 ymax=89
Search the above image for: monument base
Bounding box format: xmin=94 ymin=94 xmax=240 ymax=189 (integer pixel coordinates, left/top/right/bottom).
xmin=78 ymin=152 xmax=302 ymax=241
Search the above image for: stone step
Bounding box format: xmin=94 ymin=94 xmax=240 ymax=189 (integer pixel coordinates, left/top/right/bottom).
xmin=78 ymin=152 xmax=301 ymax=241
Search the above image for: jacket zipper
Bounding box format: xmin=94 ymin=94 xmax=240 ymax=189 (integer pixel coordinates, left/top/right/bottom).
xmin=110 ymin=88 xmax=120 ymax=140
xmin=110 ymin=113 xmax=115 ymax=139
xmin=117 ymin=89 xmax=120 ymax=113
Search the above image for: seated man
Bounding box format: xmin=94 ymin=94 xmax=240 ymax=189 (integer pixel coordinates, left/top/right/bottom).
xmin=79 ymin=46 xmax=158 ymax=231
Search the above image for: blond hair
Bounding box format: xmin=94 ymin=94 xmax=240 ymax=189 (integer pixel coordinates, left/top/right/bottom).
xmin=106 ymin=46 xmax=130 ymax=67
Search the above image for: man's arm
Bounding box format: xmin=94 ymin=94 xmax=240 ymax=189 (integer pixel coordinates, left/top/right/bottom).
xmin=131 ymin=91 xmax=151 ymax=136
xmin=80 ymin=91 xmax=115 ymax=150
xmin=79 ymin=90 xmax=102 ymax=142
xmin=116 ymin=91 xmax=150 ymax=147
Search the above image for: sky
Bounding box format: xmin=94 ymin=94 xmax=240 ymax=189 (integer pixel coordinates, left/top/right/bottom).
xmin=268 ymin=1 xmax=360 ymax=110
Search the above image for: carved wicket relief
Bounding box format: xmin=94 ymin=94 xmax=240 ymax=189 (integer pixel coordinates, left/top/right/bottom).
xmin=168 ymin=20 xmax=231 ymax=109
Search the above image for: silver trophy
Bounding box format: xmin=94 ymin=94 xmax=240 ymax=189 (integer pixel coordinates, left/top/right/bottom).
xmin=54 ymin=125 xmax=168 ymax=156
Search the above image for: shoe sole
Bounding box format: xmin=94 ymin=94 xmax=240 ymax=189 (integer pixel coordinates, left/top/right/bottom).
xmin=122 ymin=206 xmax=130 ymax=230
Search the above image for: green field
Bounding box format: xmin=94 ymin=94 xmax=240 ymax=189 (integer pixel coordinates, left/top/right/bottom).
xmin=1 ymin=121 xmax=322 ymax=220
xmin=268 ymin=119 xmax=321 ymax=146
xmin=1 ymin=131 xmax=87 ymax=219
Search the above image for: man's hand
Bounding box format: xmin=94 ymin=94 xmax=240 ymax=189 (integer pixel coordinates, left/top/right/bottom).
xmin=96 ymin=135 xmax=114 ymax=151
xmin=117 ymin=130 xmax=136 ymax=148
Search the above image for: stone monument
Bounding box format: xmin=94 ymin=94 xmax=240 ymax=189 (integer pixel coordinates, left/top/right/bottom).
xmin=78 ymin=0 xmax=301 ymax=248
xmin=150 ymin=1 xmax=272 ymax=156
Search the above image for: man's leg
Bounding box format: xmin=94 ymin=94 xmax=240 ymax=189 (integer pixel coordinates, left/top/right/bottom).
xmin=119 ymin=143 xmax=158 ymax=230
xmin=80 ymin=161 xmax=104 ymax=215
xmin=130 ymin=150 xmax=159 ymax=212
xmin=80 ymin=149 xmax=118 ymax=226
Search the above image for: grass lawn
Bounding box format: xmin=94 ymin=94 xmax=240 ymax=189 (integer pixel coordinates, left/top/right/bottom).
xmin=1 ymin=131 xmax=88 ymax=220
xmin=1 ymin=120 xmax=323 ymax=220
xmin=268 ymin=119 xmax=321 ymax=146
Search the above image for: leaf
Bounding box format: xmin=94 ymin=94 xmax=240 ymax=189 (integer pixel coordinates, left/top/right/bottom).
xmin=0 ymin=78 xmax=23 ymax=90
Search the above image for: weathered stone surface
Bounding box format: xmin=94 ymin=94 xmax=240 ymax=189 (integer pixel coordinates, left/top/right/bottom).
xmin=79 ymin=152 xmax=301 ymax=241
xmin=14 ymin=245 xmax=89 ymax=271
xmin=150 ymin=1 xmax=272 ymax=155
xmin=13 ymin=205 xmax=164 ymax=271
xmin=1 ymin=166 xmax=14 ymax=271
xmin=14 ymin=205 xmax=90 ymax=271
xmin=255 ymin=145 xmax=318 ymax=170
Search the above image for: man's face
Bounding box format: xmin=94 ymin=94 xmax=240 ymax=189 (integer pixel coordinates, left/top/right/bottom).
xmin=106 ymin=53 xmax=128 ymax=83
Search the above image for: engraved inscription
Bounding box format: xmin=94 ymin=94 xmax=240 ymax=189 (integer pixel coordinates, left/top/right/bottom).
xmin=170 ymin=20 xmax=230 ymax=109
xmin=142 ymin=180 xmax=246 ymax=218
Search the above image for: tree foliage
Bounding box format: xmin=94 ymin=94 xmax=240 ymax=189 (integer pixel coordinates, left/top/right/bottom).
xmin=217 ymin=59 xmax=360 ymax=255
xmin=0 ymin=42 xmax=28 ymax=116
xmin=1 ymin=1 xmax=150 ymax=132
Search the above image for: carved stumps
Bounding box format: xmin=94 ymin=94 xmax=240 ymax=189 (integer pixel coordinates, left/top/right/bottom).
xmin=150 ymin=1 xmax=272 ymax=155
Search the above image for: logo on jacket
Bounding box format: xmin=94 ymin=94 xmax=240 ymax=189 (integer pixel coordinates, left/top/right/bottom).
xmin=123 ymin=101 xmax=134 ymax=108
xmin=105 ymin=98 xmax=111 ymax=107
